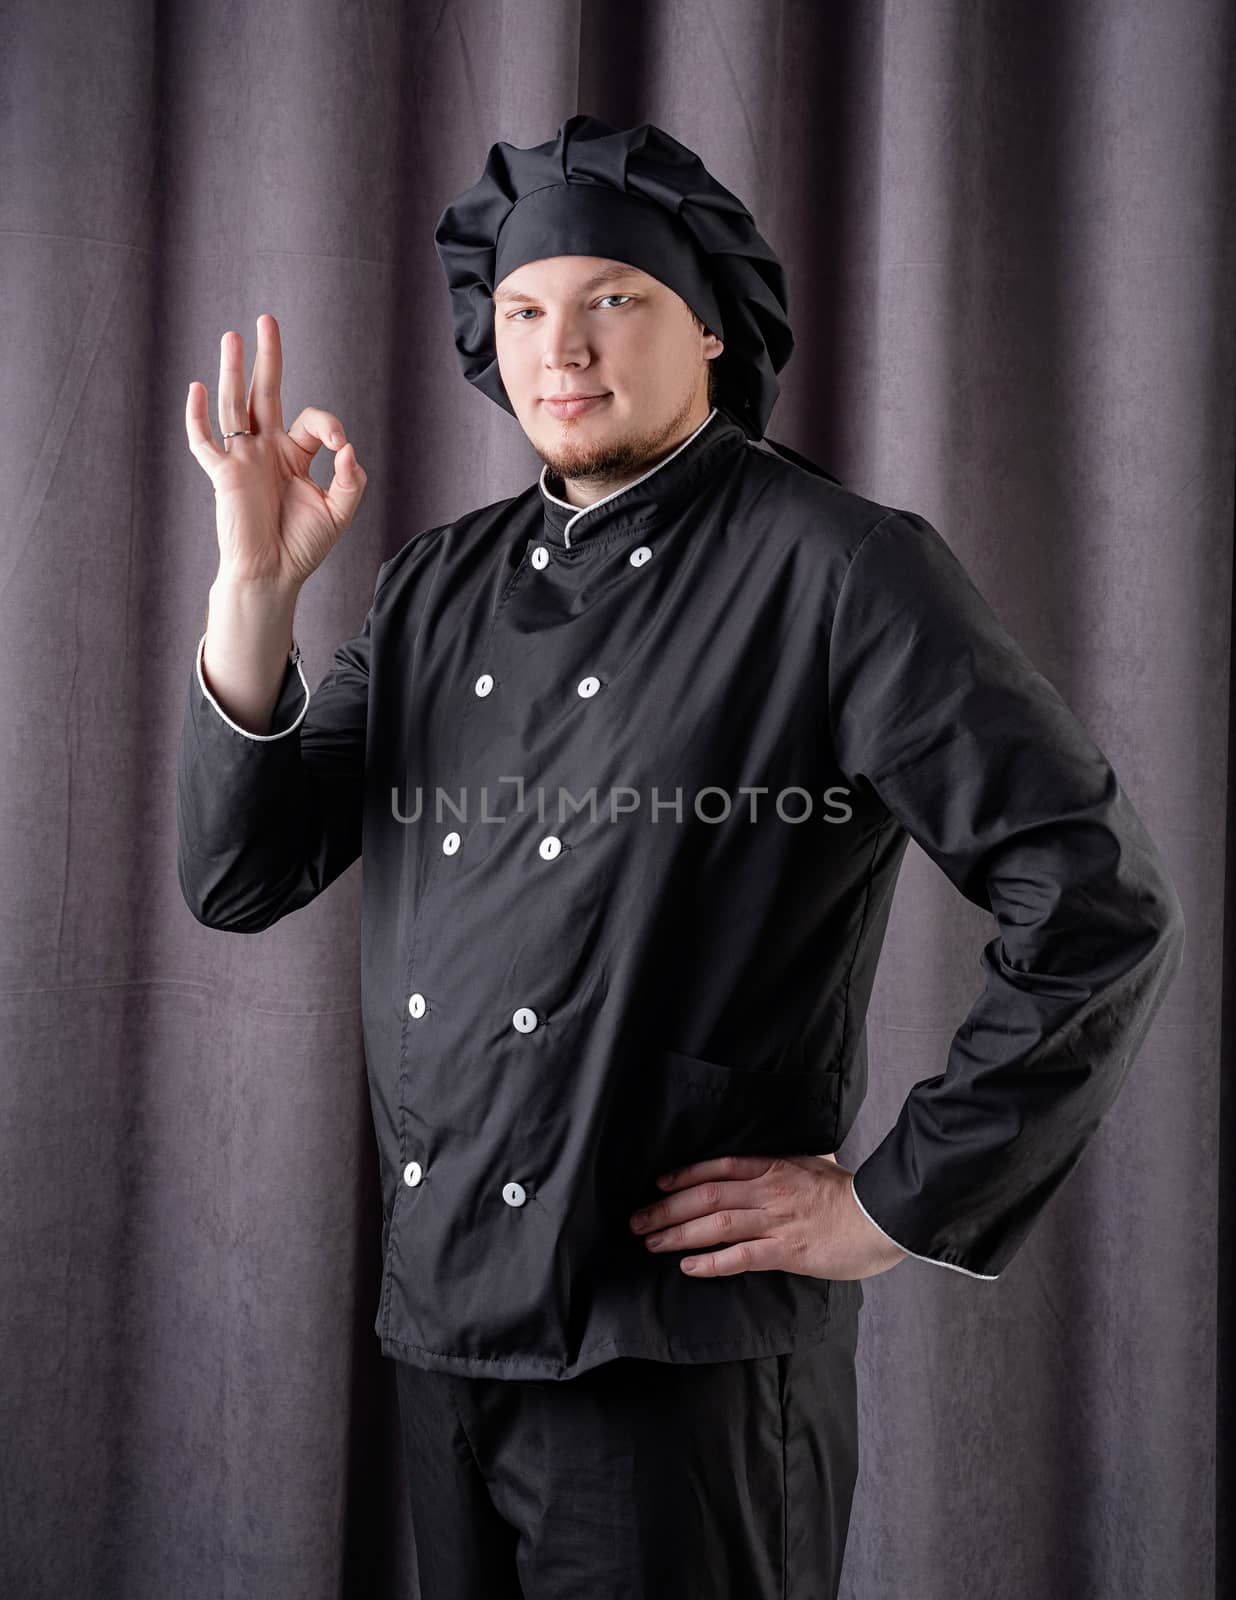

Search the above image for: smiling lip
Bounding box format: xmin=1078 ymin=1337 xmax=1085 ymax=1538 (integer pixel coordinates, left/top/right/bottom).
xmin=544 ymin=393 xmax=609 ymax=419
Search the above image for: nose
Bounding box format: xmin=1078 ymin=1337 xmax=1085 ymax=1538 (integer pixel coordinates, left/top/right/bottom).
xmin=537 ymin=311 xmax=596 ymax=374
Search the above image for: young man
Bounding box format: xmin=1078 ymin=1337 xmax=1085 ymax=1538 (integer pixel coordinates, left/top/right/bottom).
xmin=179 ymin=116 xmax=1184 ymax=1599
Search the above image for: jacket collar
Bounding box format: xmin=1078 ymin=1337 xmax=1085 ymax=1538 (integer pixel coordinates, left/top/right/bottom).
xmin=537 ymin=406 xmax=747 ymax=549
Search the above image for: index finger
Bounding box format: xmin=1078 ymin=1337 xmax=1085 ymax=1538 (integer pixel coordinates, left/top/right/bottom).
xmin=246 ymin=313 xmax=285 ymax=435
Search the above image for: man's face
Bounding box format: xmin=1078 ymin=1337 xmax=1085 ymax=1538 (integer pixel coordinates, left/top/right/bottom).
xmin=492 ymin=255 xmax=724 ymax=501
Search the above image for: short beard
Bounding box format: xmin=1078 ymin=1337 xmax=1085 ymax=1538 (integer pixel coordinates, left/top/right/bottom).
xmin=537 ymin=382 xmax=702 ymax=494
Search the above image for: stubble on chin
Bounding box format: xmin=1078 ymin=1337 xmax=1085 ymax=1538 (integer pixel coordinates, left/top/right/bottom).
xmin=537 ymin=406 xmax=687 ymax=490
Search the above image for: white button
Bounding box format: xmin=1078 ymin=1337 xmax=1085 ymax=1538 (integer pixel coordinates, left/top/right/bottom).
xmin=408 ymin=993 xmax=426 ymax=1018
xmin=539 ymin=835 xmax=562 ymax=860
xmin=403 ymin=1160 xmax=422 ymax=1187
xmin=443 ymin=831 xmax=461 ymax=855
xmin=630 ymin=545 xmax=652 ymax=566
xmin=475 ymin=673 xmax=494 ymax=697
xmin=531 ymin=546 xmax=550 ymax=569
xmin=512 ymin=1007 xmax=538 ymax=1033
xmin=502 ymin=1182 xmax=527 ymax=1207
xmin=577 ymin=675 xmax=600 ymax=698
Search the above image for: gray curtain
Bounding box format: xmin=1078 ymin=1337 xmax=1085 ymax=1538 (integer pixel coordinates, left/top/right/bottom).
xmin=2 ymin=2 xmax=1230 ymax=1596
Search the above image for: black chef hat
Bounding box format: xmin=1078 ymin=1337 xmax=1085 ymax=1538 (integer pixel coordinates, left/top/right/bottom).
xmin=433 ymin=113 xmax=839 ymax=482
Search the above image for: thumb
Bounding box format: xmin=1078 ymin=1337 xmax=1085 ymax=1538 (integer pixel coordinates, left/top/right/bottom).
xmin=324 ymin=440 xmax=367 ymax=528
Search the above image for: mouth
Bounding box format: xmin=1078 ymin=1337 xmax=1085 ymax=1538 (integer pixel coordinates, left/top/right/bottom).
xmin=543 ymin=393 xmax=609 ymax=419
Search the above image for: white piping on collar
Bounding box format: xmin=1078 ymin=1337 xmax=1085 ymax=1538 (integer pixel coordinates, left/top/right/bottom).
xmin=538 ymin=406 xmax=720 ymax=549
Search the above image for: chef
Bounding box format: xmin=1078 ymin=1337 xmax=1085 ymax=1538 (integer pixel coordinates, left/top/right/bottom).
xmin=178 ymin=114 xmax=1186 ymax=1599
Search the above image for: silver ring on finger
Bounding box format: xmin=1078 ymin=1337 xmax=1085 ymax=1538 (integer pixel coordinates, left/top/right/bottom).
xmin=223 ymin=428 xmax=253 ymax=451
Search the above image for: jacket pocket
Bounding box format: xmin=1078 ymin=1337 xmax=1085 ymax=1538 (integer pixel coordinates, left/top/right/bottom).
xmin=635 ymin=1047 xmax=842 ymax=1181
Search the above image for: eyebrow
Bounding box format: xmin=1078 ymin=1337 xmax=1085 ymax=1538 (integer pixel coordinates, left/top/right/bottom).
xmin=493 ymin=266 xmax=644 ymax=306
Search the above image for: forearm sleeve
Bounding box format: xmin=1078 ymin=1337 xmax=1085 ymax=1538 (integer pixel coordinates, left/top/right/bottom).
xmin=829 ymin=511 xmax=1185 ymax=1279
xmin=176 ymin=586 xmax=377 ymax=933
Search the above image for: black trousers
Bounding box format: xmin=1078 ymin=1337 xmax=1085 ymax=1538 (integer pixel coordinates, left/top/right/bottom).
xmin=391 ymin=1302 xmax=861 ymax=1600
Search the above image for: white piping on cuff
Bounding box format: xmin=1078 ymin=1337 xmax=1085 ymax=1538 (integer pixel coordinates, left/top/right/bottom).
xmin=195 ymin=631 xmax=310 ymax=742
xmin=849 ymin=1174 xmax=999 ymax=1281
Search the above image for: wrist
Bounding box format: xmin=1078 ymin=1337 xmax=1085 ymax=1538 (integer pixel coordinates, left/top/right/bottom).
xmin=210 ymin=569 xmax=302 ymax=606
xmin=206 ymin=573 xmax=300 ymax=635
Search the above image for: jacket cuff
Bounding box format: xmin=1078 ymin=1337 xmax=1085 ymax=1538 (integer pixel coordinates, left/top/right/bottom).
xmin=194 ymin=631 xmax=311 ymax=741
xmin=850 ymin=1168 xmax=1000 ymax=1280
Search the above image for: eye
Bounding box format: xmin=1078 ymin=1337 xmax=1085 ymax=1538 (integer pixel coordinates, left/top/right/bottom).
xmin=506 ymin=295 xmax=634 ymax=322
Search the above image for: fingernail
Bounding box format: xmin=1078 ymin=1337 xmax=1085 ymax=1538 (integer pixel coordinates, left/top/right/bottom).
xmin=330 ymin=431 xmax=343 ymax=445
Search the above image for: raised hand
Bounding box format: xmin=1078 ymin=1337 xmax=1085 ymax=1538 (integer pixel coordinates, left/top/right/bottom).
xmin=185 ymin=313 xmax=367 ymax=592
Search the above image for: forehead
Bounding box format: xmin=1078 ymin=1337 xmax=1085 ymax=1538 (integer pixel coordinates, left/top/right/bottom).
xmin=492 ymin=257 xmax=653 ymax=303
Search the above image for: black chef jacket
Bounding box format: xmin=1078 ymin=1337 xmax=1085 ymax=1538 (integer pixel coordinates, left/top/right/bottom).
xmin=176 ymin=405 xmax=1185 ymax=1380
